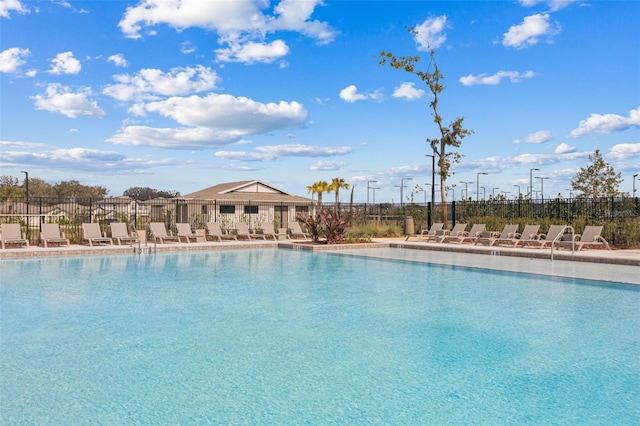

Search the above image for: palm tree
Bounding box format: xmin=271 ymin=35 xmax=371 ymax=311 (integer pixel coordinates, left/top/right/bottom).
xmin=307 ymin=180 xmax=330 ymax=205
xmin=330 ymin=177 xmax=350 ymax=207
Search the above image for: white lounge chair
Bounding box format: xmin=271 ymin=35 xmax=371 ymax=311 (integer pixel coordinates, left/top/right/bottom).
xmin=205 ymin=222 xmax=237 ymax=241
xmin=438 ymin=223 xmax=468 ymax=243
xmin=81 ymin=223 xmax=113 ymax=246
xmin=148 ymin=222 xmax=181 ymax=244
xmin=449 ymin=223 xmax=486 ymax=244
xmin=40 ymin=223 xmax=70 ymax=248
xmin=520 ymin=225 xmax=567 ymax=249
xmin=559 ymin=225 xmax=610 ymax=251
xmin=259 ymin=222 xmax=278 ymax=241
xmin=475 ymin=224 xmax=518 ymax=246
xmin=110 ymin=222 xmax=139 ymax=245
xmin=405 ymin=222 xmax=443 ymax=241
xmin=504 ymin=225 xmax=541 ymax=247
xmin=288 ymin=221 xmax=311 ymax=240
xmin=0 ymin=223 xmax=29 ymax=249
xmin=234 ymin=223 xmax=265 ymax=241
xmin=176 ymin=223 xmax=198 ymax=243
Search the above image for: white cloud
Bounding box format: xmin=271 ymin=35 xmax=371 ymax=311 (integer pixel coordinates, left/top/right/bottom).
xmin=569 ymin=106 xmax=640 ymax=137
xmin=512 ymin=130 xmax=552 ymax=144
xmin=310 ymin=160 xmax=348 ymax=171
xmin=414 ymin=15 xmax=448 ymax=50
xmin=460 ymin=70 xmax=535 ymax=86
xmin=339 ymin=85 xmax=381 ymax=103
xmin=107 ymin=53 xmax=128 ymax=67
xmin=518 ymin=0 xmax=578 ymax=12
xmin=502 ymin=13 xmax=561 ymax=49
xmin=0 ymin=47 xmax=30 ymax=73
xmin=180 ymin=41 xmax=196 ymax=54
xmin=216 ymin=143 xmax=352 ymax=163
xmin=215 ymin=151 xmax=270 ymax=161
xmin=103 ymin=65 xmax=219 ymax=102
xmin=0 ymin=0 xmax=29 ymax=18
xmin=32 ymin=83 xmax=105 ymax=118
xmin=47 ymin=51 xmax=81 ymax=75
xmin=555 ymin=143 xmax=575 ymax=154
xmin=215 ymin=39 xmax=289 ymax=64
xmin=108 ymin=93 xmax=307 ymax=149
xmin=118 ymin=0 xmax=336 ymax=64
xmin=392 ymin=82 xmax=425 ymax=100
xmin=608 ymin=143 xmax=640 ymax=160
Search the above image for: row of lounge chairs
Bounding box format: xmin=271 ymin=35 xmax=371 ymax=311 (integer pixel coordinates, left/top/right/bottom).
xmin=406 ymin=223 xmax=610 ymax=251
xmin=0 ymin=221 xmax=312 ymax=249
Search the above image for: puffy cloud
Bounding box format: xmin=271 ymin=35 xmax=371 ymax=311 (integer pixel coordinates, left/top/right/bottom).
xmin=0 ymin=0 xmax=29 ymax=18
xmin=392 ymin=82 xmax=425 ymax=100
xmin=460 ymin=70 xmax=535 ymax=86
xmin=107 ymin=93 xmax=307 ymax=149
xmin=512 ymin=130 xmax=551 ymax=144
xmin=215 ymin=39 xmax=289 ymax=64
xmin=103 ymin=65 xmax=219 ymax=101
xmin=310 ymin=160 xmax=348 ymax=171
xmin=180 ymin=41 xmax=196 ymax=54
xmin=32 ymin=83 xmax=105 ymax=118
xmin=339 ymin=85 xmax=381 ymax=103
xmin=608 ymin=143 xmax=640 ymax=160
xmin=414 ymin=15 xmax=448 ymax=50
xmin=518 ymin=0 xmax=578 ymax=12
xmin=568 ymin=106 xmax=640 ymax=137
xmin=0 ymin=47 xmax=30 ymax=73
xmin=107 ymin=53 xmax=128 ymax=67
xmin=47 ymin=51 xmax=81 ymax=75
xmin=555 ymin=143 xmax=575 ymax=154
xmin=502 ymin=14 xmax=561 ymax=49
xmin=118 ymin=0 xmax=336 ymax=63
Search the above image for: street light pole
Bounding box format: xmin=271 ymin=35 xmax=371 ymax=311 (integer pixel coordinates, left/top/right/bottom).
xmin=399 ymin=177 xmax=412 ymax=213
xmin=513 ymin=184 xmax=521 ymax=198
xmin=536 ymin=176 xmax=549 ymax=201
xmin=529 ymin=168 xmax=540 ymax=199
xmin=634 ymin=174 xmax=638 ymax=197
xmin=460 ymin=181 xmax=473 ymax=200
xmin=476 ymin=172 xmax=487 ymax=201
xmin=367 ymin=180 xmax=378 ymax=205
xmin=492 ymin=187 xmax=499 ymax=199
xmin=426 ymin=154 xmax=435 ymax=207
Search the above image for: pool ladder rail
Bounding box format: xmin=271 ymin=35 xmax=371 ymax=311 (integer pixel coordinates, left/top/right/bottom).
xmin=130 ymin=221 xmax=153 ymax=254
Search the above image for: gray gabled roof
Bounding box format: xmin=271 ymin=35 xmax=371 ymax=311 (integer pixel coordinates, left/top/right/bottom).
xmin=181 ymin=180 xmax=312 ymax=203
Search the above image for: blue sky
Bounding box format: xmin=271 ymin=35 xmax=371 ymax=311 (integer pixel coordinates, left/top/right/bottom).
xmin=1 ymin=0 xmax=639 ymax=202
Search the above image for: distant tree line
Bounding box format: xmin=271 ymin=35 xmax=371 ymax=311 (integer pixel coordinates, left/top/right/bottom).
xmin=0 ymin=175 xmax=180 ymax=201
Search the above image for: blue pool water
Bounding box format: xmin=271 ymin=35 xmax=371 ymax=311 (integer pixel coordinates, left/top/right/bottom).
xmin=1 ymin=249 xmax=639 ymax=424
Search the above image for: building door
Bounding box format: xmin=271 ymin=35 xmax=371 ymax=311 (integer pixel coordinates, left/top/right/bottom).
xmin=274 ymin=204 xmax=288 ymax=228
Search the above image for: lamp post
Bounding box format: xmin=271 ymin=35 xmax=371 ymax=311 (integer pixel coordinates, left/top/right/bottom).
xmin=480 ymin=186 xmax=486 ymax=200
xmin=367 ymin=180 xmax=378 ymax=205
xmin=566 ymin=188 xmax=573 ymax=199
xmin=399 ymin=177 xmax=412 ymax=213
xmin=529 ymin=168 xmax=540 ymax=199
xmin=21 ymin=171 xmax=29 ymax=242
xmin=535 ymin=176 xmax=549 ymax=201
xmin=634 ymin=174 xmax=638 ymax=197
xmin=460 ymin=181 xmax=473 ymax=200
xmin=426 ymin=154 xmax=435 ymax=206
xmin=371 ymin=187 xmax=380 ymax=203
xmin=476 ymin=172 xmax=487 ymax=201
xmin=513 ymin=184 xmax=521 ymax=198
xmin=492 ymin=187 xmax=499 ymax=199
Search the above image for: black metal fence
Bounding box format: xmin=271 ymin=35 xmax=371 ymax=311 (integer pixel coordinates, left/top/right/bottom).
xmin=2 ymin=196 xmax=639 ymax=245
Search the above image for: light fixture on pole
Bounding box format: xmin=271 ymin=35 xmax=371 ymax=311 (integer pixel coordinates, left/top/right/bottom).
xmin=480 ymin=186 xmax=486 ymax=200
xmin=476 ymin=172 xmax=487 ymax=201
xmin=492 ymin=187 xmax=499 ymax=198
xmin=529 ymin=168 xmax=540 ymax=198
xmin=426 ymin=154 xmax=435 ymax=207
xmin=399 ymin=177 xmax=412 ymax=212
xmin=633 ymin=173 xmax=638 ymax=197
xmin=367 ymin=180 xmax=378 ymax=205
xmin=566 ymin=188 xmax=573 ymax=199
xmin=460 ymin=181 xmax=473 ymax=200
xmin=513 ymin=184 xmax=521 ymax=198
xmin=535 ymin=176 xmax=549 ymax=200
xmin=371 ymin=187 xmax=380 ymax=203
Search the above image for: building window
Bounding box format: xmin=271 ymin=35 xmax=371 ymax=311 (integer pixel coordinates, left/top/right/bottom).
xmin=201 ymin=205 xmax=208 ymax=214
xmin=244 ymin=205 xmax=258 ymax=214
xmin=220 ymin=205 xmax=235 ymax=214
xmin=295 ymin=206 xmax=309 ymax=214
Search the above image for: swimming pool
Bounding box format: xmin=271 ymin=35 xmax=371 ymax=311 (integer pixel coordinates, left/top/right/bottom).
xmin=2 ymin=249 xmax=639 ymax=424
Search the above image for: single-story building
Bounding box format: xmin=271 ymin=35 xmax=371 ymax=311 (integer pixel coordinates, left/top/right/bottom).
xmin=178 ymin=180 xmax=315 ymax=229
